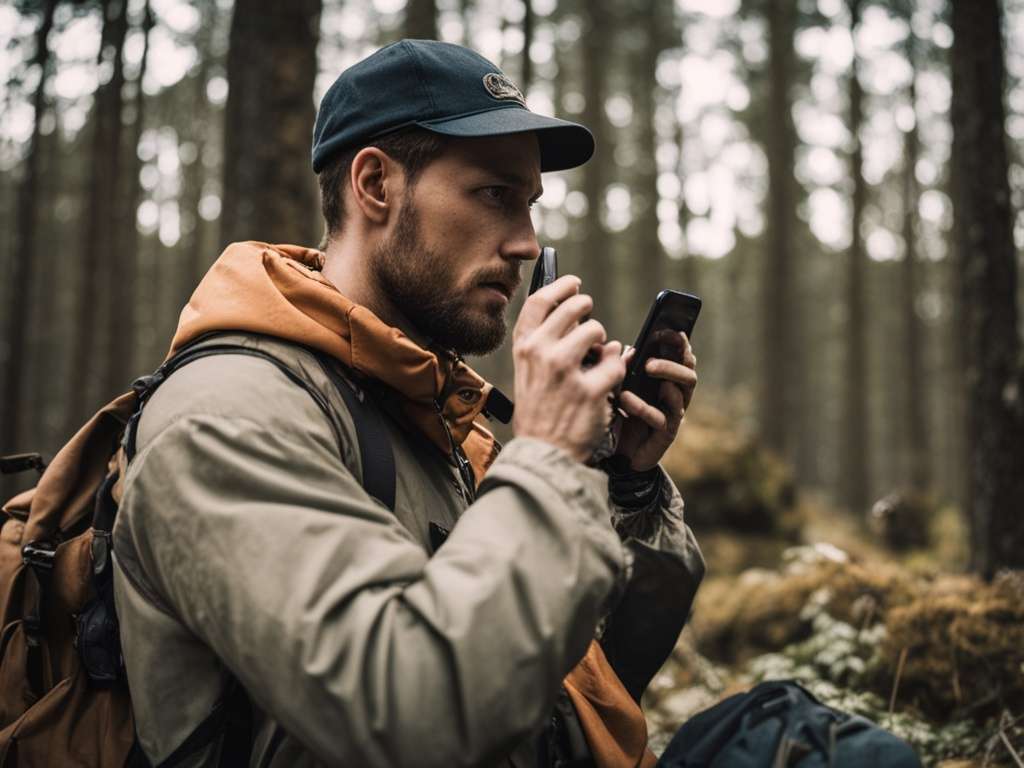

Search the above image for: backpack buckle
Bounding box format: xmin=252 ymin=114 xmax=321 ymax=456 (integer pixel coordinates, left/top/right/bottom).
xmin=0 ymin=453 xmax=47 ymax=476
xmin=131 ymin=371 xmax=165 ymax=400
xmin=22 ymin=541 xmax=56 ymax=572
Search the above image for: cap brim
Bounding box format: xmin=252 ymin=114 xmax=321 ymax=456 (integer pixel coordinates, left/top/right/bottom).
xmin=416 ymin=107 xmax=594 ymax=172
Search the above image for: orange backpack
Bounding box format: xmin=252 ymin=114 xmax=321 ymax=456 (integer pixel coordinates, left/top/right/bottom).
xmin=0 ymin=339 xmax=380 ymax=767
xmin=0 ymin=393 xmax=137 ymax=766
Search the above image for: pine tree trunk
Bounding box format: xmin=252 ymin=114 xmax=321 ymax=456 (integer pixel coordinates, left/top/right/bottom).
xmin=404 ymin=0 xmax=438 ymax=40
xmin=220 ymin=0 xmax=323 ymax=248
xmin=842 ymin=0 xmax=870 ymax=513
xmin=1 ymin=0 xmax=56 ymax=464
xmin=675 ymin=122 xmax=697 ymax=294
xmin=460 ymin=0 xmax=473 ymax=45
xmin=900 ymin=32 xmax=929 ymax=492
xmin=760 ymin=0 xmax=798 ymax=460
xmin=105 ymin=0 xmax=153 ymax=394
xmin=67 ymin=0 xmax=129 ymax=431
xmin=580 ymin=0 xmax=612 ymax=323
xmin=521 ymin=0 xmax=534 ymax=92
xmin=180 ymin=1 xmax=216 ymax=308
xmin=630 ymin=3 xmax=666 ymax=321
xmin=950 ymin=0 xmax=1024 ymax=577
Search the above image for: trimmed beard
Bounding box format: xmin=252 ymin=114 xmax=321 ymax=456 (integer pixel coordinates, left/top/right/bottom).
xmin=371 ymin=196 xmax=510 ymax=356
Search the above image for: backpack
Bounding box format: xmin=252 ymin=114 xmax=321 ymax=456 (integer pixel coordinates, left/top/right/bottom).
xmin=657 ymin=680 xmax=922 ymax=768
xmin=0 ymin=336 xmax=395 ymax=767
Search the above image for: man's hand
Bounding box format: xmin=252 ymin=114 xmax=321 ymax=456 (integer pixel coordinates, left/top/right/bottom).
xmin=613 ymin=330 xmax=697 ymax=472
xmin=512 ymin=276 xmax=626 ymax=463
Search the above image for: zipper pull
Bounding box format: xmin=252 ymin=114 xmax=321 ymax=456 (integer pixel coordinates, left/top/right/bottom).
xmin=433 ymin=399 xmax=476 ymax=504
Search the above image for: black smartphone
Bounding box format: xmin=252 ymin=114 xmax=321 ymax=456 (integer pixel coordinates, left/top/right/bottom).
xmin=621 ymin=290 xmax=702 ymax=406
xmin=529 ymin=246 xmax=558 ymax=295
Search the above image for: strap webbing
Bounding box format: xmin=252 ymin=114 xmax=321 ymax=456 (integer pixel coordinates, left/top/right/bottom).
xmin=124 ymin=345 xmax=332 ymax=462
xmin=314 ymin=355 xmax=396 ymax=512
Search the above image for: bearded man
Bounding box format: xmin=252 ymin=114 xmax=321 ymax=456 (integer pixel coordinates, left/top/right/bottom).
xmin=112 ymin=40 xmax=704 ymax=767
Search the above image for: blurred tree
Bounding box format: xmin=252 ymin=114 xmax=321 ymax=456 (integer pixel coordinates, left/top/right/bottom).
xmin=842 ymin=0 xmax=870 ymax=514
xmin=2 ymin=0 xmax=57 ymax=458
xmin=221 ymin=0 xmax=322 ymax=248
xmin=674 ymin=121 xmax=697 ymax=294
xmin=179 ymin=1 xmax=217 ymax=307
xmin=899 ymin=16 xmax=929 ymax=492
xmin=103 ymin=0 xmax=153 ymax=398
xmin=68 ymin=0 xmax=130 ymax=431
xmin=521 ymin=0 xmax=534 ymax=92
xmin=759 ymin=0 xmax=799 ymax=463
xmin=579 ymin=0 xmax=613 ymax=321
xmin=629 ymin=0 xmax=674 ymax=317
xmin=460 ymin=0 xmax=473 ymax=45
xmin=950 ymin=0 xmax=1024 ymax=576
xmin=405 ymin=0 xmax=438 ymax=40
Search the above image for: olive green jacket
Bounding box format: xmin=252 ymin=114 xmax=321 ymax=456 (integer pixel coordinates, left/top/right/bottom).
xmin=112 ymin=333 xmax=704 ymax=767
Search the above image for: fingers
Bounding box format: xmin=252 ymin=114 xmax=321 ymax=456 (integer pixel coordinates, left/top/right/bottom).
xmin=543 ymin=293 xmax=596 ymax=339
xmin=584 ymin=341 xmax=626 ymax=393
xmin=650 ymin=330 xmax=697 ymax=367
xmin=557 ymin=318 xmax=606 ymax=360
xmin=618 ymin=390 xmax=668 ymax=431
xmin=659 ymin=379 xmax=687 ymax=428
xmin=682 ymin=333 xmax=696 ymax=369
xmin=619 ymin=379 xmax=687 ymax=434
xmin=644 ymin=358 xmax=697 ymax=388
xmin=644 ymin=334 xmax=698 ymax=409
xmin=515 ymin=275 xmax=581 ymax=336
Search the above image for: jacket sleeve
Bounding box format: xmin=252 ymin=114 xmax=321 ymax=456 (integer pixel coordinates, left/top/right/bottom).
xmin=113 ymin=355 xmax=625 ymax=768
xmin=599 ymin=468 xmax=705 ymax=703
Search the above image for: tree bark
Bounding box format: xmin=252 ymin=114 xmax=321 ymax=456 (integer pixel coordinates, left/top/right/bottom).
xmin=950 ymin=0 xmax=1024 ymax=576
xmin=675 ymin=121 xmax=697 ymax=294
xmin=900 ymin=29 xmax=929 ymax=492
xmin=404 ymin=0 xmax=438 ymax=40
xmin=760 ymin=0 xmax=798 ymax=461
xmin=1 ymin=0 xmax=56 ymax=458
xmin=104 ymin=0 xmax=153 ymax=396
xmin=630 ymin=3 xmax=667 ymax=320
xmin=842 ymin=0 xmax=870 ymax=514
xmin=180 ymin=1 xmax=215 ymax=307
xmin=220 ymin=0 xmax=323 ymax=248
xmin=579 ymin=0 xmax=612 ymax=322
xmin=460 ymin=0 xmax=473 ymax=45
xmin=68 ymin=0 xmax=129 ymax=431
xmin=521 ymin=0 xmax=534 ymax=92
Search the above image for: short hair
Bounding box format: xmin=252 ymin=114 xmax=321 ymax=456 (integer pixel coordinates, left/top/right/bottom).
xmin=317 ymin=129 xmax=448 ymax=246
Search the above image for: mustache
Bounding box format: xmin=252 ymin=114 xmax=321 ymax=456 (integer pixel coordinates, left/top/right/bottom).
xmin=473 ymin=264 xmax=522 ymax=294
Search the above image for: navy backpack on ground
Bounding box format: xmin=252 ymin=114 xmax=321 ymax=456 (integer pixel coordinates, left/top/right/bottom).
xmin=657 ymin=680 xmax=921 ymax=768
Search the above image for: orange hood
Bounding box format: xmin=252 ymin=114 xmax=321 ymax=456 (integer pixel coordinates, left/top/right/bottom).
xmin=169 ymin=242 xmax=497 ymax=479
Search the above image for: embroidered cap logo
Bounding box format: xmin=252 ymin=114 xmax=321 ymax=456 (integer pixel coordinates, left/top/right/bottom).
xmin=482 ymin=73 xmax=526 ymax=106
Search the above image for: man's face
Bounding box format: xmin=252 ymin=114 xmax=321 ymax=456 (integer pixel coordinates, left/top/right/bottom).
xmin=371 ymin=133 xmax=543 ymax=356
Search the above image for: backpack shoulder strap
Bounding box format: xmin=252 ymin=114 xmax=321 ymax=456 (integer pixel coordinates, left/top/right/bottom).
xmin=123 ymin=343 xmax=329 ymax=461
xmin=123 ymin=340 xmax=395 ymax=511
xmin=312 ymin=352 xmax=396 ymax=513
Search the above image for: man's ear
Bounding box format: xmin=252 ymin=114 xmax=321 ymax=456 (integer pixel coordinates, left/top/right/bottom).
xmin=349 ymin=147 xmax=402 ymax=226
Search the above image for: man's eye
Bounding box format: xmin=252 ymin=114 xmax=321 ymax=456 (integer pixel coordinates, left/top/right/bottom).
xmin=481 ymin=186 xmax=507 ymax=203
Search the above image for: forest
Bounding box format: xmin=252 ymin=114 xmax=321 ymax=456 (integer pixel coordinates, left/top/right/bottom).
xmin=2 ymin=0 xmax=1024 ymax=764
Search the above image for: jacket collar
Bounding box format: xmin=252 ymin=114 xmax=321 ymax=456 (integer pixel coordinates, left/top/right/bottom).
xmin=169 ymin=241 xmax=499 ymax=480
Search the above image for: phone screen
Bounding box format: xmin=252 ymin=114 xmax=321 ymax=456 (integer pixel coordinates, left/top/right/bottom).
xmin=622 ymin=290 xmax=701 ymax=405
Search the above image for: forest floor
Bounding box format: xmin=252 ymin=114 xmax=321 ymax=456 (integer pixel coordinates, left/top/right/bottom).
xmin=645 ymin=413 xmax=1024 ymax=766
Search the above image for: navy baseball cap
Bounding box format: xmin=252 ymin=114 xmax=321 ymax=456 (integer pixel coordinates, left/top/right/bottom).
xmin=312 ymin=39 xmax=594 ymax=174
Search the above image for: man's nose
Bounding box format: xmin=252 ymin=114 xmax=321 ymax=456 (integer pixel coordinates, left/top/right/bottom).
xmin=501 ymin=216 xmax=541 ymax=263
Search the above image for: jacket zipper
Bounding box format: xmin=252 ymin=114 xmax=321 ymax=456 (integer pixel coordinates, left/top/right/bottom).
xmin=433 ymin=398 xmax=476 ymax=504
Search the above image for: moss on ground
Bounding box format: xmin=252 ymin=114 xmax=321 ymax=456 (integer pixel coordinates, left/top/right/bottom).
xmin=644 ymin=546 xmax=1024 ymax=766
